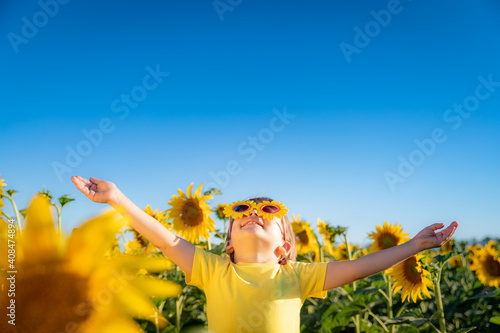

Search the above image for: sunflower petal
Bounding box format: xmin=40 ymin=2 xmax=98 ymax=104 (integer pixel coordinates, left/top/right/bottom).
xmin=193 ymin=183 xmax=203 ymax=197
xmin=82 ymin=310 xmax=145 ymax=333
xmin=187 ymin=183 xmax=194 ymax=197
xmin=22 ymin=194 xmax=60 ymax=262
xmin=132 ymin=276 xmax=182 ymax=298
xmin=66 ymin=209 xmax=125 ymax=275
xmin=113 ymin=284 xmax=169 ymax=328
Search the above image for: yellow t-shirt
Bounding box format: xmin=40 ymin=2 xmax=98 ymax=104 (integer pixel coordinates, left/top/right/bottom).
xmin=186 ymin=247 xmax=328 ymax=333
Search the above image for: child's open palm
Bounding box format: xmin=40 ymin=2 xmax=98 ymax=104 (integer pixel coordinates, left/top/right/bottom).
xmin=413 ymin=221 xmax=459 ymax=250
xmin=71 ymin=176 xmax=118 ymax=204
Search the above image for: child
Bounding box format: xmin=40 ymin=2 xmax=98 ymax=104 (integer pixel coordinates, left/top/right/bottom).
xmin=71 ymin=176 xmax=459 ymax=333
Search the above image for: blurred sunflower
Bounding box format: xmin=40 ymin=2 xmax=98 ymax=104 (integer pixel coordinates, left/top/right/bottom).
xmin=124 ymin=239 xmax=146 ymax=254
xmin=126 ymin=205 xmax=167 ymax=254
xmin=318 ymin=219 xmax=335 ymax=243
xmin=368 ymin=221 xmax=410 ymax=253
xmin=437 ymin=239 xmax=461 ymax=267
xmin=291 ymin=215 xmax=319 ymax=259
xmin=215 ymin=203 xmax=228 ymax=220
xmin=0 ymin=194 xmax=181 ymax=333
xmin=322 ymin=241 xmax=336 ymax=257
xmin=386 ymin=254 xmax=434 ymax=303
xmin=333 ymin=243 xmax=367 ymax=261
xmin=469 ymin=240 xmax=500 ymax=288
xmin=467 ymin=243 xmax=482 ymax=267
xmin=166 ymin=183 xmax=215 ymax=244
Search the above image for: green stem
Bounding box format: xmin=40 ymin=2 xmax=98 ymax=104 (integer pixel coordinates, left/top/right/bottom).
xmin=395 ymin=302 xmax=408 ymax=317
xmin=434 ymin=267 xmax=447 ymax=332
xmin=386 ymin=277 xmax=395 ymax=333
xmin=1 ymin=211 xmax=12 ymax=221
xmin=366 ymin=306 xmax=389 ymax=333
xmin=6 ymin=195 xmax=22 ymax=231
xmin=344 ymin=234 xmax=360 ymax=333
xmin=319 ymin=242 xmax=324 ymax=263
xmin=175 ymin=296 xmax=182 ymax=333
xmin=54 ymin=204 xmax=62 ymax=234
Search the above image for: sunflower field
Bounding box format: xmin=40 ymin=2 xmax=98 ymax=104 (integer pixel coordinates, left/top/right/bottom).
xmin=1 ymin=177 xmax=499 ymax=333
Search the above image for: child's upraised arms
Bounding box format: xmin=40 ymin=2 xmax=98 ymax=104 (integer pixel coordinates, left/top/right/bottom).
xmin=323 ymin=222 xmax=459 ymax=291
xmin=71 ymin=176 xmax=195 ymax=275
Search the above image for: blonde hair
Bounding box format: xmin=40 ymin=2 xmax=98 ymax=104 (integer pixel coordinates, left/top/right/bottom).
xmin=225 ymin=197 xmax=297 ymax=265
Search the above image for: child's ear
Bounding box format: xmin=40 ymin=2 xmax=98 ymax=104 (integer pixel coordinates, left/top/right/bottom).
xmin=226 ymin=241 xmax=234 ymax=254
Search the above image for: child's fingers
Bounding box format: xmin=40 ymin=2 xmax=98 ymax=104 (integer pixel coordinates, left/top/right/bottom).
xmin=70 ymin=176 xmax=84 ymax=188
xmin=436 ymin=222 xmax=458 ymax=244
xmin=71 ymin=176 xmax=93 ymax=196
xmin=72 ymin=175 xmax=90 ymax=186
xmin=89 ymin=176 xmax=103 ymax=184
xmin=427 ymin=223 xmax=446 ymax=231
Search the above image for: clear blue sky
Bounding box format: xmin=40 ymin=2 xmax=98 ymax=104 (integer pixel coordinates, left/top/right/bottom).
xmin=1 ymin=0 xmax=499 ymax=246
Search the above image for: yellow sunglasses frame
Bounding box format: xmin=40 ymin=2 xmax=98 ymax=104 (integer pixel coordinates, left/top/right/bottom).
xmin=224 ymin=200 xmax=288 ymax=220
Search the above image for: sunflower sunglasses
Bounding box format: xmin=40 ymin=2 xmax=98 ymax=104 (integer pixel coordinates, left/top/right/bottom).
xmin=225 ymin=200 xmax=289 ymax=240
xmin=224 ymin=200 xmax=288 ymax=220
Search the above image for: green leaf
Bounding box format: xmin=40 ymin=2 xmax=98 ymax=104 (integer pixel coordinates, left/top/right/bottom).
xmin=58 ymin=194 xmax=75 ymax=207
xmin=490 ymin=316 xmax=500 ymax=325
xmin=19 ymin=208 xmax=27 ymax=218
xmin=469 ymin=288 xmax=500 ymax=299
xmin=39 ymin=188 xmax=53 ymax=201
xmin=397 ymin=326 xmax=419 ymax=333
xmin=456 ymin=327 xmax=477 ymax=333
xmin=6 ymin=189 xmax=17 ymax=196
xmin=385 ymin=315 xmax=427 ymax=326
xmin=428 ymin=310 xmax=443 ymax=322
xmin=203 ymin=188 xmax=222 ymax=196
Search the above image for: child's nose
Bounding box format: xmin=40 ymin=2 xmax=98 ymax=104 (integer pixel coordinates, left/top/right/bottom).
xmin=249 ymin=209 xmax=258 ymax=216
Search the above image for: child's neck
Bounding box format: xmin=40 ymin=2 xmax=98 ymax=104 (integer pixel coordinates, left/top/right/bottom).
xmin=232 ymin=244 xmax=280 ymax=264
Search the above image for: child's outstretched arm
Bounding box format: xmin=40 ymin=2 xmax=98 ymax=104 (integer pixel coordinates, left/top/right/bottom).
xmin=323 ymin=221 xmax=459 ymax=291
xmin=71 ymin=176 xmax=195 ymax=275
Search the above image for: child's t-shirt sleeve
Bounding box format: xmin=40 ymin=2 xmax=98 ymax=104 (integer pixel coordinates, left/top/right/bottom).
xmin=185 ymin=247 xmax=227 ymax=290
xmin=293 ymin=261 xmax=329 ymax=300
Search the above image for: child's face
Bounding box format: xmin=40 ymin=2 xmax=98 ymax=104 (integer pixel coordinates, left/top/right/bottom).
xmin=229 ymin=209 xmax=286 ymax=249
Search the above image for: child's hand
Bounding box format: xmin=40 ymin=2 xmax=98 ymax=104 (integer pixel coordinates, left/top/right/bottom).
xmin=71 ymin=176 xmax=119 ymax=204
xmin=412 ymin=221 xmax=459 ymax=251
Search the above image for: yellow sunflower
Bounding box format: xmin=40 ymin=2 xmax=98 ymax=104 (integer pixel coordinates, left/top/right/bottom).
xmin=257 ymin=201 xmax=288 ymax=221
xmin=333 ymin=243 xmax=366 ymax=261
xmin=368 ymin=221 xmax=410 ymax=253
xmin=215 ymin=203 xmax=228 ymax=220
xmin=318 ymin=219 xmax=335 ymax=242
xmin=317 ymin=219 xmax=335 ymax=257
xmin=224 ymin=200 xmax=249 ymax=219
xmin=436 ymin=239 xmax=461 ymax=267
xmin=470 ymin=240 xmax=500 ymax=288
xmin=127 ymin=205 xmax=167 ymax=254
xmin=386 ymin=254 xmax=434 ymax=303
xmin=322 ymin=241 xmax=336 ymax=257
xmin=0 ymin=194 xmax=181 ymax=333
xmin=291 ymin=215 xmax=319 ymax=259
xmin=467 ymin=243 xmax=482 ymax=268
xmin=166 ymin=183 xmax=215 ymax=244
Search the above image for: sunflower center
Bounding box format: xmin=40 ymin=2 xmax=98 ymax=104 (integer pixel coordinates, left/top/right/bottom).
xmin=403 ymin=257 xmax=422 ymax=283
xmin=379 ymin=233 xmax=398 ymax=249
xmin=181 ymin=199 xmax=203 ymax=226
xmin=1 ymin=262 xmax=92 ymax=333
xmin=484 ymin=256 xmax=500 ymax=277
xmin=297 ymin=230 xmax=309 ymax=244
